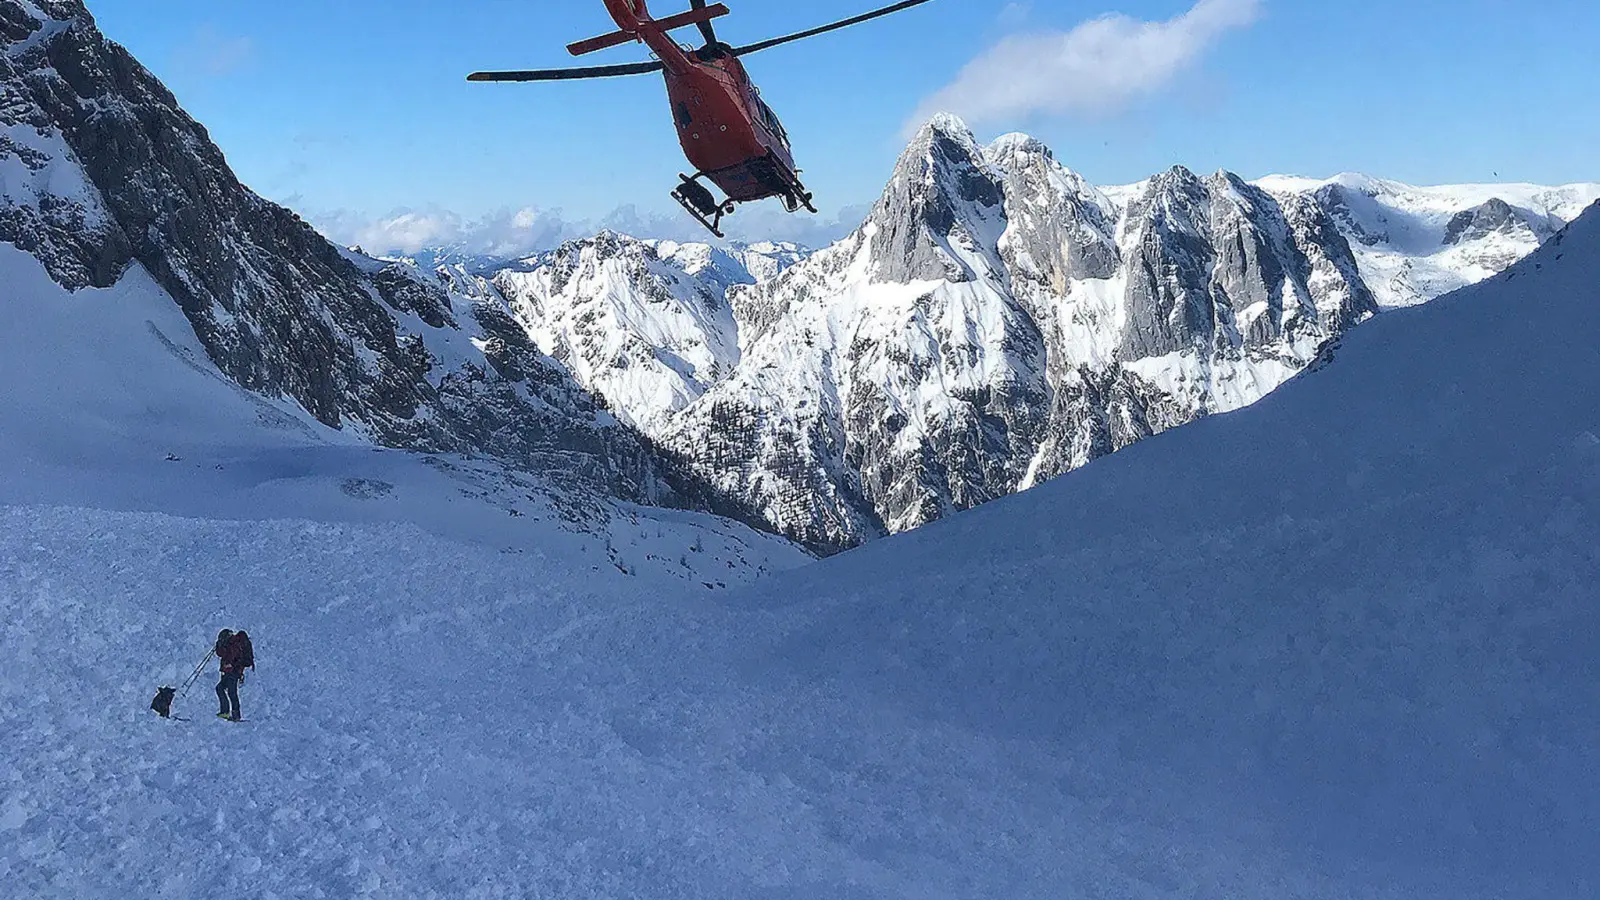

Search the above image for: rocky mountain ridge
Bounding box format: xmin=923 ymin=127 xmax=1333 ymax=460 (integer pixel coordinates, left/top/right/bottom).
xmin=487 ymin=115 xmax=1596 ymax=551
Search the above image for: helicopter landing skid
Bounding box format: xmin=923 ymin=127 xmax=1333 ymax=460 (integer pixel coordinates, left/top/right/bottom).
xmin=671 ymin=162 xmax=817 ymax=238
xmin=782 ymin=188 xmax=818 ymax=215
xmin=769 ymin=163 xmax=817 ymax=215
xmin=672 ymin=173 xmax=735 ymax=239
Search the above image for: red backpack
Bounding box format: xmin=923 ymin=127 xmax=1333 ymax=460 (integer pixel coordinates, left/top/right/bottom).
xmin=218 ymin=631 xmax=255 ymax=672
xmin=232 ymin=631 xmax=255 ymax=669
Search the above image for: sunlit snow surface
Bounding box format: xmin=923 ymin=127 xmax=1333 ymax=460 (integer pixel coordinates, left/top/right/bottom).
xmin=2 ymin=195 xmax=1598 ymax=900
xmin=490 ymin=236 xmax=807 ymax=439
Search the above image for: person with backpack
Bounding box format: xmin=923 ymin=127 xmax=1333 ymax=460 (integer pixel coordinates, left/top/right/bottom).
xmin=214 ymin=629 xmax=255 ymax=722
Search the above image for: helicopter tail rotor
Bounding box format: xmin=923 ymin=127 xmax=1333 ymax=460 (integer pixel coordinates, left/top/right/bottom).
xmin=567 ymin=2 xmax=730 ymax=56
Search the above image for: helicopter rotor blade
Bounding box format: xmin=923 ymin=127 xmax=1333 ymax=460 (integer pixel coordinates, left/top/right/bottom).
xmin=732 ymin=0 xmax=937 ymax=57
xmin=689 ymin=0 xmax=719 ymax=46
xmin=467 ymin=61 xmax=666 ymax=82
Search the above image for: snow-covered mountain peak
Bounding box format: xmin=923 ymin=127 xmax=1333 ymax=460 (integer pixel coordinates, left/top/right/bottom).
xmin=438 ymin=111 xmax=1589 ymax=552
xmin=643 ymin=129 xmax=1405 ymax=548
xmin=864 ymin=114 xmax=1006 ymax=285
xmin=984 ymin=131 xmax=1048 ymax=157
xmin=454 ymin=228 xmax=813 ymax=445
xmin=1124 ymin=164 xmax=1207 ymax=219
xmin=982 ymin=132 xmax=1086 ymax=184
xmin=486 ymin=231 xmax=768 ymax=437
xmin=915 ymin=111 xmax=976 ymax=141
xmin=987 ymin=139 xmax=1120 ymax=289
xmin=892 ymin=114 xmax=998 ymax=200
xmin=1441 ymin=197 xmax=1544 ymax=246
xmin=1326 ymin=171 xmax=1400 ymax=195
xmin=984 ymin=133 xmax=1110 ymax=210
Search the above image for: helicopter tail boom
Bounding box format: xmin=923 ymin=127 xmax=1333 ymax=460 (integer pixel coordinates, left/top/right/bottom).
xmin=569 ymin=3 xmax=730 ymax=57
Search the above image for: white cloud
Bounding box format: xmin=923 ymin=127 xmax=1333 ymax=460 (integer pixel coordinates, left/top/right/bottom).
xmin=175 ymin=24 xmax=256 ymax=78
xmin=311 ymin=206 xmax=575 ymax=259
xmin=309 ymin=202 xmax=868 ymax=259
xmin=997 ymin=2 xmax=1034 ymax=30
xmin=910 ymin=0 xmax=1262 ymax=132
xmin=312 ymin=209 xmax=461 ymax=256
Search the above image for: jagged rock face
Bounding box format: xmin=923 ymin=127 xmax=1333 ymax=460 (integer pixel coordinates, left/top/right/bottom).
xmin=866 ymin=114 xmax=1007 ymax=285
xmin=1445 ymin=198 xmax=1524 ymax=246
xmin=988 ymin=134 xmax=1120 ymax=289
xmin=671 ymin=368 xmax=883 ymax=551
xmin=1439 ymin=197 xmax=1556 ymax=259
xmin=1117 ymin=170 xmax=1371 ymax=360
xmin=1119 ymin=167 xmax=1229 ymax=360
xmin=1313 ymin=183 xmax=1393 ymax=248
xmin=0 ymin=3 xmax=128 ymax=288
xmin=0 ymin=0 xmax=753 ymax=518
xmin=1026 ymin=366 xmax=1195 ymax=485
xmin=5 ymin=1 xmax=433 ymax=429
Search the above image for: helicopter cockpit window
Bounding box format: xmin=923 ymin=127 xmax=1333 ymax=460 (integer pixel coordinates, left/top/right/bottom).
xmin=756 ymin=97 xmax=789 ymax=144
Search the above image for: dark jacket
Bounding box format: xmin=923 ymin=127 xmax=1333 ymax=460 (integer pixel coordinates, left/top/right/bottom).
xmin=218 ymin=632 xmax=255 ymax=674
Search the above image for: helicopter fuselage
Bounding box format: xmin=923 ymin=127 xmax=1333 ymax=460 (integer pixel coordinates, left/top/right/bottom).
xmin=663 ymin=54 xmax=798 ymax=203
xmin=606 ymin=0 xmax=804 ymax=205
xmin=472 ymin=0 xmax=930 ymax=235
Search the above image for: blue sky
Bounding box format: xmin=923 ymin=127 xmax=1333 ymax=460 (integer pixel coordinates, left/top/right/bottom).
xmin=87 ymin=0 xmax=1600 ymax=251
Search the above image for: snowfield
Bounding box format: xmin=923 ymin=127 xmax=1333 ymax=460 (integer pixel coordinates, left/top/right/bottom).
xmin=3 ymin=199 xmax=1600 ymax=890
xmin=1 ymin=201 xmax=1598 ymax=896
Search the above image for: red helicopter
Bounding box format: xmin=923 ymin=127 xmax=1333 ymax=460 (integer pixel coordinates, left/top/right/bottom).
xmin=469 ymin=0 xmax=935 ymax=237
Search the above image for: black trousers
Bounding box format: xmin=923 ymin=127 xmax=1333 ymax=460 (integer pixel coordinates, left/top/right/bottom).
xmin=216 ymin=671 xmax=241 ymax=718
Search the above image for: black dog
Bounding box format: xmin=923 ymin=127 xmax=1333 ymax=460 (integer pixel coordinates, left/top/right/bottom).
xmin=150 ymin=686 xmax=177 ymax=718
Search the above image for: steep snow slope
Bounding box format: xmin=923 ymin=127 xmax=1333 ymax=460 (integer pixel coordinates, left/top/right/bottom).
xmin=0 ymin=242 xmax=806 ymax=576
xmin=720 ymin=202 xmax=1600 ymax=897
xmin=2 ymin=205 xmax=1594 ymax=899
xmin=0 ymin=241 xmax=813 ymax=900
xmin=1254 ymin=173 xmax=1600 ymax=307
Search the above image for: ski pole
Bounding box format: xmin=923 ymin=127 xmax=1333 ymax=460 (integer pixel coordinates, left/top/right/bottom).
xmin=177 ymin=650 xmax=214 ymax=697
